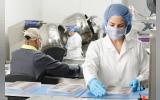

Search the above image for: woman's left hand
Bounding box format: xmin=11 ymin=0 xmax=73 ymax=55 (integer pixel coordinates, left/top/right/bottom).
xmin=129 ymin=79 xmax=145 ymax=92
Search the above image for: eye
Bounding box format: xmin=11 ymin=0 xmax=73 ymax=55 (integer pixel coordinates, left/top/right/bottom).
xmin=109 ymin=23 xmax=115 ymax=27
xmin=117 ymin=24 xmax=125 ymax=28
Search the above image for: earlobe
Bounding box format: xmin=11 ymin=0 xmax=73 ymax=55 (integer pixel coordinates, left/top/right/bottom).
xmin=36 ymin=39 xmax=39 ymax=44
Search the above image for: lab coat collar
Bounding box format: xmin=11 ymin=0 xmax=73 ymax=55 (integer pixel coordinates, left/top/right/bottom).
xmin=21 ymin=44 xmax=38 ymax=51
xmin=104 ymin=35 xmax=135 ymax=52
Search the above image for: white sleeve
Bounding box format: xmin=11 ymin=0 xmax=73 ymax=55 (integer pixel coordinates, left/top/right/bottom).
xmin=136 ymin=43 xmax=149 ymax=81
xmin=82 ymin=41 xmax=99 ymax=85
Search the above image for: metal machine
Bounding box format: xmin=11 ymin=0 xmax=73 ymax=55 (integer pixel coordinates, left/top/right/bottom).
xmin=42 ymin=13 xmax=98 ymax=49
xmin=61 ymin=13 xmax=97 ymax=44
xmin=40 ymin=13 xmax=98 ymax=55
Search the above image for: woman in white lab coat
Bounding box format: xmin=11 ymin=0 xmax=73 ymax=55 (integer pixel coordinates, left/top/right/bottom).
xmin=82 ymin=4 xmax=149 ymax=97
xmin=65 ymin=25 xmax=83 ymax=59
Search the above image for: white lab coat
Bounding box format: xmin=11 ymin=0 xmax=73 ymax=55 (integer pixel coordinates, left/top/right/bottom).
xmin=82 ymin=35 xmax=149 ymax=87
xmin=66 ymin=32 xmax=83 ymax=59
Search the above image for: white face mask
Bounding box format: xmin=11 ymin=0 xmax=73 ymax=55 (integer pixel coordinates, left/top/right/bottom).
xmin=105 ymin=25 xmax=126 ymax=40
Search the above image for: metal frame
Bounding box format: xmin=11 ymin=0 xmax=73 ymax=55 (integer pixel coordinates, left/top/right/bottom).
xmin=0 ymin=0 xmax=7 ymax=99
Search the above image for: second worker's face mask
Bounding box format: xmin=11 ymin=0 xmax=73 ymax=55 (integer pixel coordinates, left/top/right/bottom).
xmin=105 ymin=25 xmax=126 ymax=40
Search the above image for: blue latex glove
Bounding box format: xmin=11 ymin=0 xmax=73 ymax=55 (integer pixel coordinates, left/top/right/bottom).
xmin=88 ymin=78 xmax=106 ymax=97
xmin=129 ymin=79 xmax=145 ymax=92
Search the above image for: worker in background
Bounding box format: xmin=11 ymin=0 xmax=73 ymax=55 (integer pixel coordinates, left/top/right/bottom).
xmin=82 ymin=4 xmax=149 ymax=97
xmin=65 ymin=25 xmax=83 ymax=59
xmin=10 ymin=28 xmax=81 ymax=81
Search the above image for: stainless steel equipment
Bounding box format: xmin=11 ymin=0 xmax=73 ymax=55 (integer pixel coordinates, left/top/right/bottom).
xmin=41 ymin=13 xmax=98 ymax=53
xmin=61 ymin=13 xmax=97 ymax=44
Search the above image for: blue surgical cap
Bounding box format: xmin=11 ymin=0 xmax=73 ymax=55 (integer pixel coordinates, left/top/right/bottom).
xmin=66 ymin=25 xmax=79 ymax=32
xmin=102 ymin=4 xmax=132 ymax=34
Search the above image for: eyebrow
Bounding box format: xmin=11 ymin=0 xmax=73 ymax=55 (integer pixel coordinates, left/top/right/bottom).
xmin=109 ymin=22 xmax=125 ymax=25
xmin=109 ymin=22 xmax=114 ymax=24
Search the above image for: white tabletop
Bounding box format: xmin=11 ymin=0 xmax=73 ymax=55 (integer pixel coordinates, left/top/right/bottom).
xmin=27 ymin=96 xmax=138 ymax=100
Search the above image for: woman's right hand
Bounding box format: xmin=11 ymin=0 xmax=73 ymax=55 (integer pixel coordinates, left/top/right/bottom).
xmin=88 ymin=78 xmax=106 ymax=97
